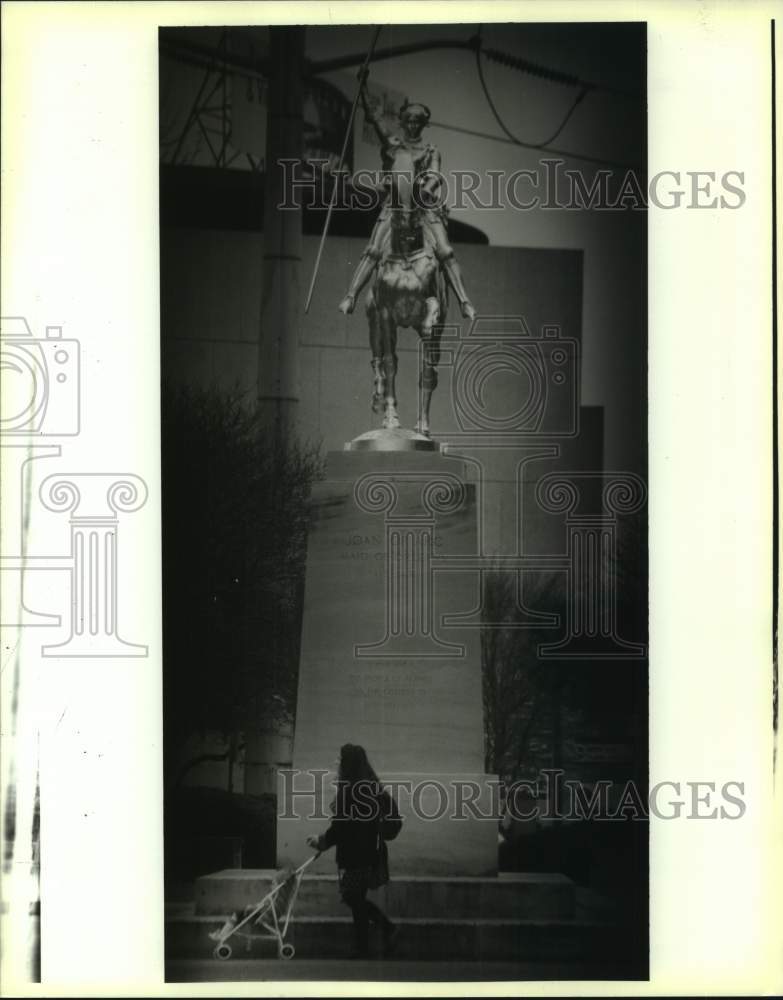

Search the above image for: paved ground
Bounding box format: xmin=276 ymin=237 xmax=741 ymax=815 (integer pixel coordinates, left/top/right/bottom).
xmin=166 ymin=958 xmax=636 ymax=983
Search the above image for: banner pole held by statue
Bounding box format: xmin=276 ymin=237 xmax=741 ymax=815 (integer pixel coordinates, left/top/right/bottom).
xmin=304 ymin=24 xmax=382 ymax=314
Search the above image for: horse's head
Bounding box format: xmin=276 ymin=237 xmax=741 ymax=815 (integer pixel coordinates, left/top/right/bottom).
xmin=391 ymin=215 xmax=424 ymax=256
xmin=384 ymin=144 xmax=426 ymax=252
xmin=387 ymin=183 xmax=425 ymax=256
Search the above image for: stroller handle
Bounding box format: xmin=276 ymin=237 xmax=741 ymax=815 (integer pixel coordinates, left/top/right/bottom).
xmin=297 ymin=851 xmax=321 ymax=873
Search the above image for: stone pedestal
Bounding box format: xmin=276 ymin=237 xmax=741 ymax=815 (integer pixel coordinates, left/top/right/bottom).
xmin=277 ymin=445 xmax=498 ymax=875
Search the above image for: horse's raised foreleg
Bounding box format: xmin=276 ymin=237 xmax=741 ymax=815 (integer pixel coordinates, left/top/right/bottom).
xmin=367 ymin=290 xmax=385 ymax=414
xmin=380 ymin=309 xmax=400 ymax=430
xmin=416 ymin=296 xmax=441 ymax=437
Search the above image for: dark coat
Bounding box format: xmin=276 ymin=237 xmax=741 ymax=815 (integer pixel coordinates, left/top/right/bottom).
xmin=316 ymin=784 xmax=385 ymax=870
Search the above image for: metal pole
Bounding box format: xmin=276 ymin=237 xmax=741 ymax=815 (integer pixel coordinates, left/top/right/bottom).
xmin=304 ymin=25 xmax=382 ymax=314
xmin=257 ymin=26 xmax=306 ymax=445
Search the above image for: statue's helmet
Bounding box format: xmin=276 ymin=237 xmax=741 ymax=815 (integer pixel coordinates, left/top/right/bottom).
xmin=399 ymin=99 xmax=432 ymax=125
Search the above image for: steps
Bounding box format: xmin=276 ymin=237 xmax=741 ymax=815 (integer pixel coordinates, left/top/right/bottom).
xmin=194 ymin=870 xmax=576 ymax=920
xmin=167 ymin=907 xmax=616 ymax=962
xmin=165 ymin=869 xmax=625 ymax=963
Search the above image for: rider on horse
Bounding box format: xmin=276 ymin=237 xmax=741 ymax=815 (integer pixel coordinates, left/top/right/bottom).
xmin=338 ymin=81 xmax=477 ymax=322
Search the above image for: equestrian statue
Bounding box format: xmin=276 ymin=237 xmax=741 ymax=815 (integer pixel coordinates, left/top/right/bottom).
xmin=337 ymin=77 xmax=477 ymax=436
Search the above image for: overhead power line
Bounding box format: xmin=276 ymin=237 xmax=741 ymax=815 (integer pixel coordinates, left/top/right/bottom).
xmin=468 ymin=25 xmax=640 ymax=168
xmin=478 ymin=43 xmax=640 ymax=101
xmin=161 ymin=30 xmax=643 ymax=172
xmin=429 ymin=118 xmax=642 ymax=172
xmin=309 ymin=33 xmax=640 ymax=102
xmin=475 ymin=40 xmax=593 ymax=148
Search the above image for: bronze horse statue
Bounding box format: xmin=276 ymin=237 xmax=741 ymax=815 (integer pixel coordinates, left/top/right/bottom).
xmin=365 ymin=175 xmax=448 ymax=435
xmin=337 ymin=92 xmax=476 ymax=438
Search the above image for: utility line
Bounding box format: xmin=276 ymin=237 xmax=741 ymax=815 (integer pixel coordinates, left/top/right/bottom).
xmin=429 ymin=118 xmax=642 ymax=172
xmin=309 ymin=33 xmax=640 ymax=102
xmin=476 ymin=41 xmax=592 ymax=149
xmin=162 ymin=30 xmax=643 ymax=172
xmin=475 ymin=26 xmax=594 ymax=152
xmin=478 ymin=41 xmax=638 ymax=101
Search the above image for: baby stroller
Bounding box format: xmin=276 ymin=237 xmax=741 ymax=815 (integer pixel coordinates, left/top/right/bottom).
xmin=209 ymin=853 xmax=319 ymax=960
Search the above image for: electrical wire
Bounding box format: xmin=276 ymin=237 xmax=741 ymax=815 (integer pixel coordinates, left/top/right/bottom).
xmin=428 ymin=117 xmax=642 ymax=172
xmin=163 ymin=29 xmax=642 ymax=173
xmin=308 ymin=34 xmax=640 ymax=102
xmin=474 ymin=25 xmax=593 ymax=150
xmin=478 ymin=42 xmax=638 ymax=100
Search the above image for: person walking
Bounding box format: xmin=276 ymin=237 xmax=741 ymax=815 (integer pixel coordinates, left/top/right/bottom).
xmin=307 ymin=743 xmax=400 ymax=958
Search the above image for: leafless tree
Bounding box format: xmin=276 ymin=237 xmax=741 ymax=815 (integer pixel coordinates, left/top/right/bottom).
xmin=481 ymin=566 xmax=565 ymax=781
xmin=161 ymin=382 xmax=324 ymax=790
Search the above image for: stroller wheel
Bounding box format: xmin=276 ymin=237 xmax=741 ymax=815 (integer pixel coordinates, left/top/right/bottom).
xmin=214 ymin=943 xmax=232 ymax=961
xmin=280 ymin=943 xmax=295 ymax=960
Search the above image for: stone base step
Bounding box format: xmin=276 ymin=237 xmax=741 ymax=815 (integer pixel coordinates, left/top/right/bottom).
xmin=194 ymin=870 xmax=575 ymax=920
xmin=167 ymin=912 xmax=619 ymax=963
